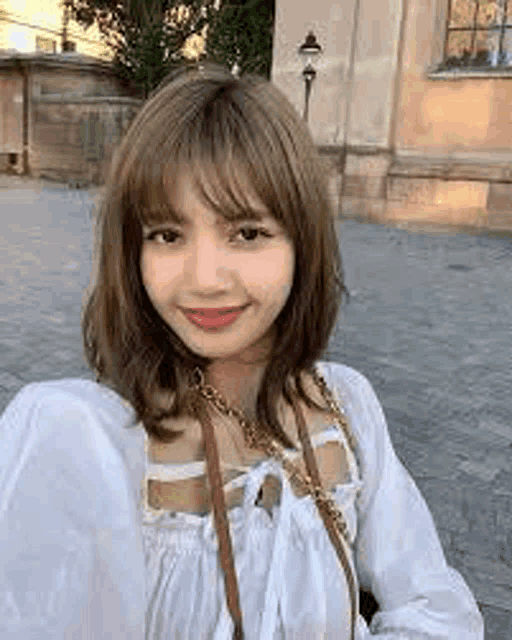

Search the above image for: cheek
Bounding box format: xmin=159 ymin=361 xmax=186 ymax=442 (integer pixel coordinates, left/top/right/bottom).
xmin=243 ymin=247 xmax=295 ymax=302
xmin=140 ymin=250 xmax=179 ymax=294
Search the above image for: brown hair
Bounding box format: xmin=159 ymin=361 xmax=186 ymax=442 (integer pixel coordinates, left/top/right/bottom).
xmin=81 ymin=61 xmax=350 ymax=449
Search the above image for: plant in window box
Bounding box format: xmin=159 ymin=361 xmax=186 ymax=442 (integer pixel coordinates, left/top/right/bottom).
xmin=473 ymin=48 xmax=491 ymax=67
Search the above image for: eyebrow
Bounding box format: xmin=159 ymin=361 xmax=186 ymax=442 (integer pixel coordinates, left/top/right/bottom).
xmin=144 ymin=205 xmax=269 ymax=227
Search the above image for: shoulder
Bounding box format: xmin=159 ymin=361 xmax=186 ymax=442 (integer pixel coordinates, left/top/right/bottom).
xmin=2 ymin=378 xmax=136 ymax=439
xmin=316 ymin=360 xmax=383 ymax=427
xmin=317 ymin=359 xmax=387 ymax=440
xmin=4 ymin=377 xmax=135 ymax=422
xmin=1 ymin=378 xmax=144 ymax=492
xmin=317 ymin=360 xmax=372 ymax=393
xmin=316 ymin=360 xmax=389 ymax=492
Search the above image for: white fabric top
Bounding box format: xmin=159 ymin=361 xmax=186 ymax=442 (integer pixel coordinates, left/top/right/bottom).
xmin=0 ymin=361 xmax=484 ymax=639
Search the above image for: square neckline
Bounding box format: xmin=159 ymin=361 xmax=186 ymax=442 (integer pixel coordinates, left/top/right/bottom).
xmin=141 ymin=361 xmax=362 ymax=519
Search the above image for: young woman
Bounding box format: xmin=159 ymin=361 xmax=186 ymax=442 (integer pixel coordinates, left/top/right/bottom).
xmin=0 ymin=62 xmax=483 ymax=639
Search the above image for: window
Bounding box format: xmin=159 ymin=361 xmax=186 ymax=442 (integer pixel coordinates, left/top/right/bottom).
xmin=35 ymin=36 xmax=56 ymax=54
xmin=441 ymin=0 xmax=512 ymax=69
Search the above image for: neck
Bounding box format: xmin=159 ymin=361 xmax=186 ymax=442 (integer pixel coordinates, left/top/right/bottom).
xmin=205 ymin=359 xmax=267 ymax=420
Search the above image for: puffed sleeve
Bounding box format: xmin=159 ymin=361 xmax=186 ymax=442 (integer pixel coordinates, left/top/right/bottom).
xmin=0 ymin=382 xmax=145 ymax=640
xmin=332 ymin=364 xmax=484 ymax=640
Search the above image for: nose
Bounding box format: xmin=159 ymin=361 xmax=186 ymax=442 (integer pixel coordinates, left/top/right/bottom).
xmin=184 ymin=235 xmax=233 ymax=290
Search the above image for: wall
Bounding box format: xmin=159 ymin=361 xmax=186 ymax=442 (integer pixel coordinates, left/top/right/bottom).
xmin=271 ymin=0 xmax=403 ymax=223
xmin=0 ymin=69 xmax=22 ymax=153
xmin=396 ymin=0 xmax=512 ymax=156
xmin=0 ymin=54 xmax=142 ymax=184
xmin=33 ymin=95 xmax=141 ymax=185
xmin=272 ymin=0 xmax=512 ymax=235
xmin=383 ymin=0 xmax=512 ymax=234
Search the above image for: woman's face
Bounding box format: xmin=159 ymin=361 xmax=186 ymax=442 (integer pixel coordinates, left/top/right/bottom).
xmin=140 ymin=170 xmax=295 ymax=365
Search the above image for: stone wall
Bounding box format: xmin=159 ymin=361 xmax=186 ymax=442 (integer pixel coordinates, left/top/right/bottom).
xmin=0 ymin=53 xmax=143 ymax=186
xmin=0 ymin=70 xmax=23 ymax=154
xmin=320 ymin=147 xmax=512 ymax=235
xmin=33 ymin=96 xmax=140 ymax=185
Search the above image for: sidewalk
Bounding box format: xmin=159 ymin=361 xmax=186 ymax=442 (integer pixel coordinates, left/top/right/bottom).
xmin=0 ymin=172 xmax=105 ymax=197
xmin=0 ymin=180 xmax=511 ymax=638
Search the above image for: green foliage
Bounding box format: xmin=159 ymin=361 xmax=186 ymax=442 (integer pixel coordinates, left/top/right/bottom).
xmin=66 ymin=0 xmax=275 ymax=97
xmin=67 ymin=0 xmax=213 ymax=97
xmin=110 ymin=13 xmax=182 ymax=99
xmin=204 ymin=0 xmax=274 ymax=79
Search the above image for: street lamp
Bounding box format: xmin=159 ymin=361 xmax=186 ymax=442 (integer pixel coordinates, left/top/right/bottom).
xmin=298 ymin=30 xmax=322 ymax=123
xmin=61 ymin=0 xmax=75 ymax=52
xmin=231 ymin=45 xmax=241 ymax=77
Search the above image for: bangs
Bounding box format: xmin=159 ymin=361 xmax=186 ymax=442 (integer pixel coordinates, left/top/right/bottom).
xmin=133 ymin=158 xmax=273 ymax=229
xmin=124 ymin=79 xmax=297 ymax=232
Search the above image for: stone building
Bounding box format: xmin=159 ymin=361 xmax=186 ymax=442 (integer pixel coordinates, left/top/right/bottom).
xmin=3 ymin=0 xmax=512 ymax=232
xmin=0 ymin=0 xmax=126 ymax=183
xmin=272 ymin=0 xmax=512 ymax=233
xmin=0 ymin=51 xmax=142 ymax=184
xmin=0 ymin=1 xmax=203 ymax=184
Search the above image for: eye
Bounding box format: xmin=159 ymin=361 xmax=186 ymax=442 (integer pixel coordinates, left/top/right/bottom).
xmin=144 ymin=229 xmax=181 ymax=244
xmin=233 ymin=226 xmax=273 ymax=244
xmin=142 ymin=226 xmax=274 ymax=246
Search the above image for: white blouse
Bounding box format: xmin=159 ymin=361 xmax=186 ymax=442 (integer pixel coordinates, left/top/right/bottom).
xmin=0 ymin=361 xmax=484 ymax=639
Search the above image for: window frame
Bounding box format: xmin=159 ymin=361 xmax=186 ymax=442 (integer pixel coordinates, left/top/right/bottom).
xmin=428 ymin=0 xmax=512 ymax=78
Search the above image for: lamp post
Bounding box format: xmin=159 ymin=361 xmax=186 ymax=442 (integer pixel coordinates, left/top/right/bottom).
xmin=231 ymin=45 xmax=241 ymax=77
xmin=61 ymin=0 xmax=76 ymax=52
xmin=298 ymin=30 xmax=322 ymax=123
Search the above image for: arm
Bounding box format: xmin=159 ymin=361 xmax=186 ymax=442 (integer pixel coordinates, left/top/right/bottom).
xmin=333 ymin=365 xmax=484 ymax=640
xmin=0 ymin=383 xmax=145 ymax=640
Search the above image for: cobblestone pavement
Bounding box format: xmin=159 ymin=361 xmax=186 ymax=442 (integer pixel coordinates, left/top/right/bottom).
xmin=1 ymin=180 xmax=511 ymax=638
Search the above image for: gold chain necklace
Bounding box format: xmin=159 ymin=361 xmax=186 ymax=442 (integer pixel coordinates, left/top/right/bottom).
xmin=191 ymin=364 xmax=357 ymax=545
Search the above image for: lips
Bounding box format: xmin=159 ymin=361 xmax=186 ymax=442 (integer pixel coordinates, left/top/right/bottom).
xmin=182 ymin=304 xmax=249 ymax=330
xmin=182 ymin=305 xmax=247 ymax=318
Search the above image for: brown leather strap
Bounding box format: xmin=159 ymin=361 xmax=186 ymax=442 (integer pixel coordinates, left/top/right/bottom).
xmin=190 ymin=385 xmax=357 ymax=640
xmin=189 ymin=392 xmax=244 ymax=640
xmin=289 ymin=389 xmax=358 ymax=640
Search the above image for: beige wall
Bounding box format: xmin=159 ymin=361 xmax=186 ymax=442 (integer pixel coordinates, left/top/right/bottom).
xmin=271 ymin=0 xmax=403 ymax=149
xmin=395 ymin=0 xmax=512 ymax=158
xmin=346 ymin=0 xmax=403 ymax=148
xmin=271 ymin=0 xmax=355 ymax=146
xmin=0 ymin=70 xmax=22 ymax=152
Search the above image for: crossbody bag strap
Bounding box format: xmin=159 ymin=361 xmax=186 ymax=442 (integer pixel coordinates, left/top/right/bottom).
xmin=190 ymin=384 xmax=358 ymax=640
xmin=289 ymin=389 xmax=358 ymax=640
xmin=190 ymin=393 xmax=244 ymax=640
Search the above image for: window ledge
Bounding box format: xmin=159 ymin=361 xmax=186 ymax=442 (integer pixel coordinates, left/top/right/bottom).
xmin=428 ymin=67 xmax=512 ymax=80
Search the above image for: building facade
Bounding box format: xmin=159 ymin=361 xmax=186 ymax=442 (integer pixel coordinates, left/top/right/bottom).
xmin=272 ymin=0 xmax=512 ymax=234
xmin=3 ymin=0 xmax=512 ymax=233
xmin=0 ymin=1 xmax=209 ymax=183
xmin=0 ymin=0 xmax=111 ymax=59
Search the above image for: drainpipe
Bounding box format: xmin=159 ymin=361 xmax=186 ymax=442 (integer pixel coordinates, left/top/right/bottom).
xmin=340 ymin=0 xmax=362 ymax=190
xmin=15 ymin=58 xmax=30 ymax=176
xmin=22 ymin=62 xmax=29 ymax=175
xmin=388 ymin=0 xmax=409 ymax=159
